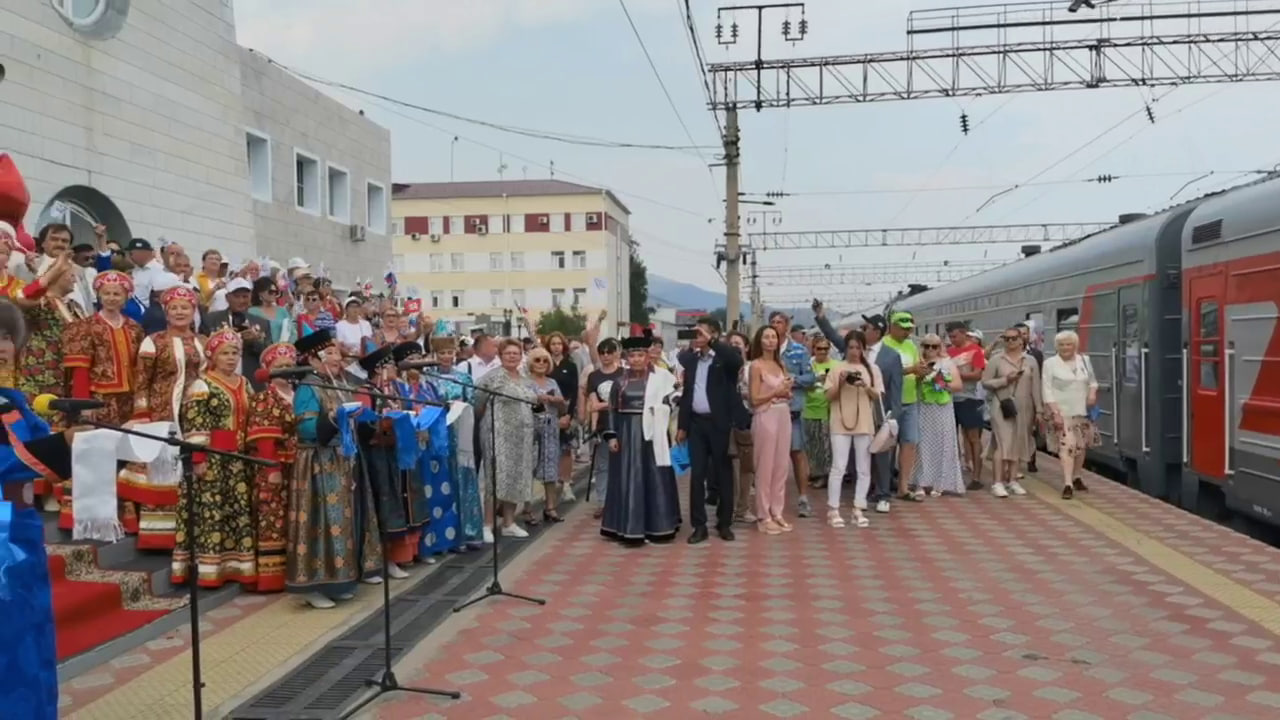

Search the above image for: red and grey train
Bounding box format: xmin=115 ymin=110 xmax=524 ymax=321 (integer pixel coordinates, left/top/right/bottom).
xmin=862 ymin=175 xmax=1280 ymax=532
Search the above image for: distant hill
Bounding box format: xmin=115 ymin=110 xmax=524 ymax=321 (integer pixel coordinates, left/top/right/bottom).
xmin=648 ymin=274 xmax=822 ymax=328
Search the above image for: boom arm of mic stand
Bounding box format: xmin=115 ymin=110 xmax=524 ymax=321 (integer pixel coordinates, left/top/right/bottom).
xmin=76 ymin=418 xmax=279 ymax=467
xmin=291 ymin=377 xmax=450 ymax=409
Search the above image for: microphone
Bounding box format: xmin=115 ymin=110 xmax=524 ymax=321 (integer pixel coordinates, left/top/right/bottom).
xmin=397 ymin=359 xmax=440 ymax=371
xmin=33 ymin=394 xmax=106 ymax=416
xmin=267 ymin=366 xmax=316 ymax=381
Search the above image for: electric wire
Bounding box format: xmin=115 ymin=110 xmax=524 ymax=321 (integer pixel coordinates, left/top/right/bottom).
xmin=265 ymin=57 xmax=716 ymax=153
xmin=749 ymin=170 xmax=1258 ymax=198
xmin=617 ymin=0 xmax=719 ymax=199
xmin=680 ymin=0 xmax=726 ymax=141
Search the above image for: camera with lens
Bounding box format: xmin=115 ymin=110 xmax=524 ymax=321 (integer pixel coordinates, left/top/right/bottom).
xmin=844 ymin=370 xmax=864 ymax=386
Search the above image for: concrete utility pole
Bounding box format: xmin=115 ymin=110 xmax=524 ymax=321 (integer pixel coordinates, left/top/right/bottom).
xmin=723 ymin=106 xmax=741 ymax=330
xmin=749 ymin=249 xmax=763 ymax=329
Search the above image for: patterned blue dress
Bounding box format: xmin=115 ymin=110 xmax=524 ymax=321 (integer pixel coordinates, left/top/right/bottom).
xmin=431 ymin=370 xmax=483 ymax=546
xmin=0 ymin=388 xmax=67 ymax=720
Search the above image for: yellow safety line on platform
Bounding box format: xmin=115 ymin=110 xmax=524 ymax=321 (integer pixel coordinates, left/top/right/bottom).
xmin=1027 ymin=479 xmax=1280 ymax=638
xmin=67 ymin=589 xmax=388 ymax=720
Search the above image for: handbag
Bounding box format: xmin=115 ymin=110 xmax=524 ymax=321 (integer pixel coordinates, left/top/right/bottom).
xmin=997 ymin=357 xmax=1023 ymax=420
xmin=869 ymin=393 xmax=898 ymax=454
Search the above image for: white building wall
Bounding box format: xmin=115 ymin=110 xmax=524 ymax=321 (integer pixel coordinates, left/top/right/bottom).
xmin=238 ymin=48 xmax=391 ymax=287
xmin=1 ymin=0 xmax=253 ymax=255
xmin=0 ymin=1 xmax=391 ymax=284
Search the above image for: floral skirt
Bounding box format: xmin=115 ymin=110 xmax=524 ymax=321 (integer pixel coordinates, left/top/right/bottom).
xmin=1049 ymin=416 xmax=1101 ymax=458
xmin=802 ymin=418 xmax=832 ymax=477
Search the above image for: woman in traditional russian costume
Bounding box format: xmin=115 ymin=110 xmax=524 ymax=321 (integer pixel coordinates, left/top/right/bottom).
xmin=61 ymin=269 xmax=144 ymax=533
xmin=122 ymin=285 xmax=205 ymax=549
xmin=356 ymin=345 xmax=427 ymax=576
xmin=289 ymin=329 xmax=383 ymax=609
xmin=393 ymin=341 xmax=461 ymax=562
xmin=0 ymin=300 xmax=75 ymax=720
xmin=245 ymin=342 xmax=299 ymax=593
xmin=172 ymin=327 xmax=256 ymax=588
xmin=600 ymin=334 xmax=682 ymax=546
xmin=429 ymin=336 xmax=484 ymax=549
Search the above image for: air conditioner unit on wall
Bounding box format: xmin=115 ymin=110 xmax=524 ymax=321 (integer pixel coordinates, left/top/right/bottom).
xmin=349 ymin=224 xmax=366 ymax=242
xmin=476 ymin=225 xmax=488 ymax=235
xmin=411 ymin=233 xmax=422 ymax=242
xmin=586 ymin=213 xmax=599 ymax=224
xmin=538 ymin=216 xmax=549 ymax=225
xmin=429 ymin=234 xmax=441 ymax=243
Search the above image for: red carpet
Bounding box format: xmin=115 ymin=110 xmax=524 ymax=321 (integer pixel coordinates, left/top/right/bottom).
xmin=48 ymin=552 xmax=173 ymax=661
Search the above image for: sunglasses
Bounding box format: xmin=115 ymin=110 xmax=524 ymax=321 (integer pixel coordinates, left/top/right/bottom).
xmin=531 ymin=358 xmax=549 ymax=364
xmin=922 ymin=343 xmax=940 ymax=349
xmin=1002 ymin=335 xmax=1020 ymax=341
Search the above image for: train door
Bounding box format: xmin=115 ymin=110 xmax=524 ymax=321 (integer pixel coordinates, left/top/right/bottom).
xmin=1116 ymin=285 xmax=1144 ymax=457
xmin=1188 ymin=271 xmax=1227 ymax=480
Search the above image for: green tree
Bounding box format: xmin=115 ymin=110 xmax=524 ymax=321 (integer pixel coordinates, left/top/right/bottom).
xmin=629 ymin=253 xmax=651 ymax=326
xmin=536 ymin=305 xmax=588 ymax=337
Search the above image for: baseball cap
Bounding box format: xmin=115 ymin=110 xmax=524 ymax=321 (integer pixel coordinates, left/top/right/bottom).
xmin=861 ymin=313 xmax=887 ymax=332
xmin=152 ymin=272 xmax=182 ymax=293
xmin=125 ymin=238 xmax=153 ymax=252
xmin=967 ymin=328 xmax=984 ymax=342
xmin=226 ymin=277 xmax=253 ymax=294
xmin=890 ymin=311 xmax=915 ymax=329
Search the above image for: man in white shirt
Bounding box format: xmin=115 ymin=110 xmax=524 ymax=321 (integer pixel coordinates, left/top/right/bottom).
xmin=124 ymin=238 xmax=164 ymax=309
xmin=460 ymin=334 xmax=500 ymax=381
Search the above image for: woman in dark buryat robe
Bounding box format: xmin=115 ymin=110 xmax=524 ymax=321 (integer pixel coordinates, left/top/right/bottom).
xmin=600 ymin=334 xmax=681 ymax=546
xmin=0 ymin=300 xmax=78 ymax=719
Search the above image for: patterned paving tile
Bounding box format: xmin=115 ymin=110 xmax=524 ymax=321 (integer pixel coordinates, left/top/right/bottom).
xmin=370 ymin=457 xmax=1280 ymax=719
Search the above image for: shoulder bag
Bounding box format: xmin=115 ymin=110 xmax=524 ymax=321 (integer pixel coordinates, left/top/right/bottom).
xmin=868 ymin=381 xmax=898 ymax=454
xmin=998 ymin=356 xmax=1023 ymax=420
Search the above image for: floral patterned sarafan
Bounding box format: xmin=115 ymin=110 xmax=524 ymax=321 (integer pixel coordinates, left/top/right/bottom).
xmin=245 ymin=385 xmax=297 ymax=593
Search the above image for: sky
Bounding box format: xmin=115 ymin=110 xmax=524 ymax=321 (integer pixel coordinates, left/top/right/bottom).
xmin=233 ymin=0 xmax=1280 ymax=314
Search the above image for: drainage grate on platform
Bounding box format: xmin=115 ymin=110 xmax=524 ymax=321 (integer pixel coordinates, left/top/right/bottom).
xmin=228 ymin=473 xmax=587 ymax=720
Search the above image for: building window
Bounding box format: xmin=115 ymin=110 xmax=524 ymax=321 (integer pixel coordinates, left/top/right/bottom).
xmin=365 ymin=180 xmax=387 ymax=233
xmin=326 ymin=164 xmax=351 ymax=222
xmin=490 ymin=289 xmax=503 ymax=307
xmin=549 ymin=213 xmax=566 ymax=232
xmin=571 ymin=250 xmax=587 ymax=269
xmin=245 ymin=130 xmax=271 ymax=202
xmin=489 ymin=252 xmax=503 ymax=270
xmin=428 ymin=216 xmax=444 ymax=235
xmin=509 ymin=214 xmax=525 ymax=233
xmin=510 ymin=251 xmax=525 ymax=271
xmin=512 ymin=289 xmax=526 ymax=307
xmin=450 ymin=291 xmax=463 ymax=309
xmin=570 ymin=213 xmax=586 ymax=232
xmin=488 ymin=214 xmax=505 ymax=233
xmin=551 ymin=251 xmax=566 ymax=270
xmin=429 ymin=253 xmax=443 ymax=272
xmin=430 ymin=290 xmax=443 ymax=309
xmin=450 ymin=253 xmax=464 ymax=271
xmin=293 ymin=149 xmax=321 ymax=215
xmin=449 ymin=216 xmax=464 ymax=234
xmin=573 ymin=287 xmax=587 ymax=306
xmin=551 ymin=288 xmax=566 ymax=308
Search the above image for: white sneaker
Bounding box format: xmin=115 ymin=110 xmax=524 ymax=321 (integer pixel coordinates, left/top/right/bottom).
xmin=1008 ymin=480 xmax=1028 ymax=496
xmin=875 ymin=500 xmax=890 ymax=513
xmin=797 ymin=496 xmax=813 ymax=518
xmin=387 ymin=563 xmax=410 ymax=579
xmin=992 ymin=482 xmax=1009 ymax=498
xmin=561 ymin=484 xmax=577 ymax=502
xmin=334 ymin=592 xmax=355 ymax=601
xmin=741 ymin=512 xmax=758 ymax=523
xmin=482 ymin=527 xmax=495 ymax=544
xmin=303 ymin=592 xmax=336 ymax=609
xmin=361 ymin=575 xmax=384 ymax=585
xmin=501 ymin=523 xmax=529 ymax=538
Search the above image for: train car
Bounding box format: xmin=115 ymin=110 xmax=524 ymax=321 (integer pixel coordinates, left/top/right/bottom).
xmin=1180 ymin=178 xmax=1280 ymax=528
xmin=882 ymin=174 xmax=1280 ymax=533
xmin=890 ymin=199 xmax=1206 ymax=505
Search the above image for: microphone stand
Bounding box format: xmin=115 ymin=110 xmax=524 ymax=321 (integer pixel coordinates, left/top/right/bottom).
xmin=284 ymin=375 xmax=461 ymax=717
xmin=412 ymin=367 xmax=546 ymax=614
xmin=70 ymin=415 xmax=277 ymax=720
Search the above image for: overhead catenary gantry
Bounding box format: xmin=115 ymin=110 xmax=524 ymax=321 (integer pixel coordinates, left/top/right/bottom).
xmin=746 ymin=222 xmax=1111 ymax=250
xmin=709 ymin=0 xmax=1280 ymax=328
xmin=756 ymin=260 xmax=1006 ymax=286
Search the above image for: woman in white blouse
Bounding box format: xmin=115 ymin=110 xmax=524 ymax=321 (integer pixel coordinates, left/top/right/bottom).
xmin=1041 ymin=330 xmax=1099 ymax=499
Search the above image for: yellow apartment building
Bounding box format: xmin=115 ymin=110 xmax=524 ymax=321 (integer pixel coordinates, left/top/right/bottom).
xmin=391 ymin=179 xmax=632 ymax=332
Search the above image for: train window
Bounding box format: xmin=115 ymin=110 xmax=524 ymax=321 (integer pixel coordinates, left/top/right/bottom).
xmin=1056 ymin=307 xmax=1079 ymax=330
xmin=1121 ymin=303 xmax=1141 ymax=384
xmin=1198 ymin=299 xmax=1220 ymax=390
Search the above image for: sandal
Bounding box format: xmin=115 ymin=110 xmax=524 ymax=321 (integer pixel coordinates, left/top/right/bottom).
xmin=758 ymin=519 xmax=783 ymax=535
xmin=542 ymin=510 xmax=565 ymax=523
xmin=1073 ymin=477 xmax=1089 ymax=492
xmin=521 ymin=512 xmax=541 ymax=527
xmin=772 ymin=515 xmax=794 ymax=532
xmin=828 ymin=509 xmax=846 ymax=528
xmin=1061 ymin=485 xmax=1074 ymax=500
xmin=853 ymin=512 xmax=870 ymax=528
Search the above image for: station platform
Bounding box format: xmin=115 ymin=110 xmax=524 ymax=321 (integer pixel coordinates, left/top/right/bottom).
xmin=358 ymin=454 xmax=1280 ymax=720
